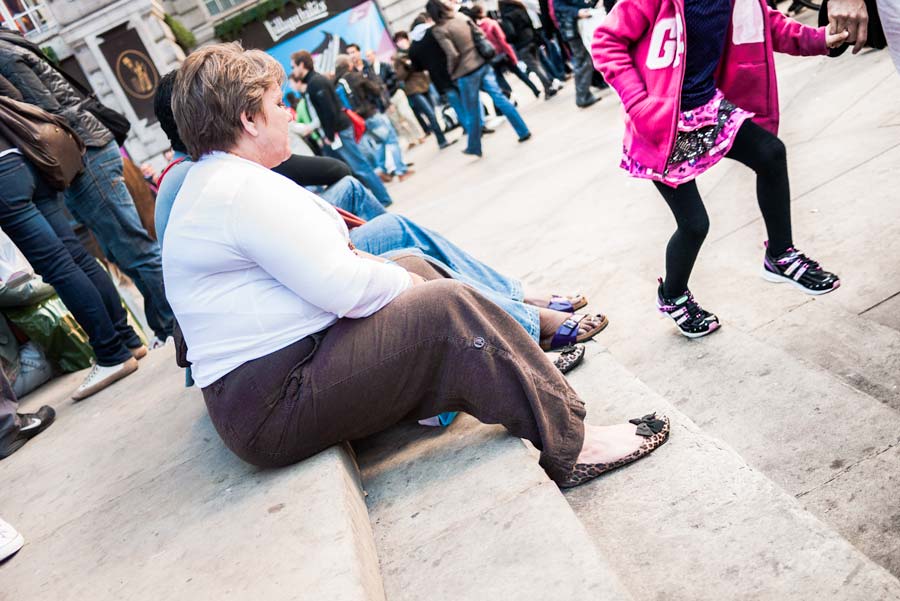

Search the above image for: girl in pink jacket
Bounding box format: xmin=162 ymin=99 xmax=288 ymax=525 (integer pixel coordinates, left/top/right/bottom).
xmin=593 ymin=0 xmax=848 ymax=338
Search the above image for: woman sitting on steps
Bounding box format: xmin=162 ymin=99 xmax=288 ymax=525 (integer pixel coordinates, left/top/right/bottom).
xmin=163 ymin=42 xmax=670 ymax=488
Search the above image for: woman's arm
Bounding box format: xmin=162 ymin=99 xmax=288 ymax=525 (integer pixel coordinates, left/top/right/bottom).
xmin=591 ymin=0 xmax=658 ymax=113
xmin=433 ymin=25 xmax=462 ymax=75
xmin=235 ymin=180 xmax=411 ymax=318
xmin=767 ymin=8 xmax=829 ymax=56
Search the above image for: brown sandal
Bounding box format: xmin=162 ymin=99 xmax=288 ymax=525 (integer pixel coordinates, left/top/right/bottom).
xmin=558 ymin=414 xmax=670 ymax=489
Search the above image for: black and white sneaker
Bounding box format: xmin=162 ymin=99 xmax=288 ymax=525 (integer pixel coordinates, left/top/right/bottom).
xmin=0 ymin=405 xmax=55 ymax=459
xmin=656 ymin=278 xmax=721 ymax=338
xmin=762 ymin=244 xmax=840 ymax=295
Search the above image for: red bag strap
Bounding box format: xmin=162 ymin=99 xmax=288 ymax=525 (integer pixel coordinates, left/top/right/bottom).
xmin=157 ymin=156 xmax=188 ymax=187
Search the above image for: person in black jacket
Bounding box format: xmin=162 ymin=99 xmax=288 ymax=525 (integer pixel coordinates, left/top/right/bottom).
xmin=0 ymin=72 xmax=143 ymax=401
xmin=407 ymin=13 xmax=471 ymax=135
xmin=499 ymin=0 xmax=557 ymax=98
xmin=291 ymin=50 xmax=393 ymax=207
xmin=0 ymin=27 xmax=175 ymax=346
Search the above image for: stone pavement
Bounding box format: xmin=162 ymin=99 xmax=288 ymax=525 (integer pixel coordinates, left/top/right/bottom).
xmin=2 ymin=12 xmax=900 ymax=599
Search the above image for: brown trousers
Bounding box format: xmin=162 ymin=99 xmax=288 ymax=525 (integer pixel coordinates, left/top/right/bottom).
xmin=201 ymin=256 xmax=586 ymax=483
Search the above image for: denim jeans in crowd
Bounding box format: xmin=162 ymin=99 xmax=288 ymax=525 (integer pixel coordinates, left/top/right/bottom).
xmin=334 ymin=127 xmax=394 ymax=207
xmin=0 ymin=153 xmax=140 ymax=366
xmin=408 ymin=93 xmax=448 ymax=147
xmin=64 ymin=140 xmax=174 ymax=339
xmin=318 ymin=176 xmax=387 ymax=221
xmin=569 ymin=38 xmax=596 ymax=106
xmin=349 ymin=214 xmax=539 ymax=341
xmin=364 ymin=112 xmax=408 ymax=175
xmin=444 ymin=87 xmax=468 ymax=134
xmin=481 ymin=67 xmax=530 ymax=139
xmin=456 ymin=67 xmax=486 ymax=154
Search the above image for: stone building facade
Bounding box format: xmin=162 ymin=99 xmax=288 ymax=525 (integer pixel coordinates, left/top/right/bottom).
xmin=1 ymin=0 xmax=415 ymax=166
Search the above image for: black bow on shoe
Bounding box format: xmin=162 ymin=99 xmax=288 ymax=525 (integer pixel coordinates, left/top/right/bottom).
xmin=629 ymin=413 xmax=666 ymax=437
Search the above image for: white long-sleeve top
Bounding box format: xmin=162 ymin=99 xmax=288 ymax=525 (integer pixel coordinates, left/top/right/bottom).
xmin=162 ymin=152 xmax=411 ymax=387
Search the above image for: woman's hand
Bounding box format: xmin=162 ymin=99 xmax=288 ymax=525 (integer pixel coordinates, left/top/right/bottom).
xmin=826 ymin=28 xmax=851 ymax=49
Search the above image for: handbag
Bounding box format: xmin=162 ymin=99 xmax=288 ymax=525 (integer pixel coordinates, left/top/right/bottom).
xmin=0 ymin=32 xmax=131 ymax=145
xmin=0 ymin=95 xmax=85 ymax=190
xmin=343 ymin=108 xmax=367 ymax=143
xmin=468 ymin=20 xmax=497 ymax=60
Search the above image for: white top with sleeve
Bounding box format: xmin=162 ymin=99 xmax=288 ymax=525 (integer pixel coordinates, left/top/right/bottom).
xmin=162 ymin=152 xmax=411 ymax=387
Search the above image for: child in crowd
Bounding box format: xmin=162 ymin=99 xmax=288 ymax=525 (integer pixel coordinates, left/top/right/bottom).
xmin=593 ymin=0 xmax=848 ymax=338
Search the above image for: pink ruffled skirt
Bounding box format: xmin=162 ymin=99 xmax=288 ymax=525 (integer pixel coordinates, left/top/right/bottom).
xmin=622 ymin=90 xmax=755 ymax=187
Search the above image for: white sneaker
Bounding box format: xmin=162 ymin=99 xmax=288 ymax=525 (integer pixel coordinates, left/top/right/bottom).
xmin=149 ymin=336 xmax=172 ymax=350
xmin=71 ymin=357 xmax=139 ymax=401
xmin=551 ymin=79 xmax=565 ymax=91
xmin=0 ymin=517 xmax=24 ymax=562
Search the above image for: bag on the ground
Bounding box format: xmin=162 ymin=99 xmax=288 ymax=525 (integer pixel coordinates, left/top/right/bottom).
xmin=0 ymin=273 xmax=56 ymax=309
xmin=577 ymin=7 xmax=607 ymax=52
xmin=5 ymin=294 xmax=94 ymax=372
xmin=0 ymin=228 xmax=34 ymax=289
xmin=0 ymin=95 xmax=85 ymax=190
xmin=468 ymin=20 xmax=497 ymax=60
xmin=11 ymin=341 xmax=52 ymax=397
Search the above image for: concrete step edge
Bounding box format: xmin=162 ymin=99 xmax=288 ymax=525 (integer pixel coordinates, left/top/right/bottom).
xmin=356 ymin=416 xmax=634 ymax=601
xmin=564 ymin=347 xmax=900 ymax=601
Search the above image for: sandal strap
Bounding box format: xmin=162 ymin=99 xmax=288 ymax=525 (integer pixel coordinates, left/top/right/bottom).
xmin=549 ymin=316 xmax=583 ymax=350
xmin=547 ymin=295 xmax=576 ymax=313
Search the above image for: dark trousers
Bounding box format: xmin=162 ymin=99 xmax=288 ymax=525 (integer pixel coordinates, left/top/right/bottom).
xmin=569 ymin=38 xmax=595 ymax=105
xmin=654 ymin=121 xmax=792 ymax=297
xmin=518 ymin=45 xmax=555 ymax=93
xmin=201 ymin=255 xmax=586 ymax=484
xmin=407 ymin=93 xmax=448 ymax=146
xmin=493 ymin=59 xmax=541 ymax=98
xmin=0 ymin=154 xmax=140 ymax=366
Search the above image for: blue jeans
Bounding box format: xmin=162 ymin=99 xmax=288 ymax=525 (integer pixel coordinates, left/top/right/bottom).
xmin=349 ymin=214 xmax=539 ymax=341
xmin=64 ymin=141 xmax=174 ymax=339
xmin=0 ymin=154 xmax=140 ymax=365
xmin=334 ymin=127 xmax=394 ymax=207
xmin=408 ymin=93 xmax=447 ymax=146
xmin=318 ymin=176 xmax=387 ymax=221
xmin=456 ymin=68 xmax=486 ymax=154
xmin=364 ymin=113 xmax=408 ymax=175
xmin=480 ymin=67 xmax=531 ymax=139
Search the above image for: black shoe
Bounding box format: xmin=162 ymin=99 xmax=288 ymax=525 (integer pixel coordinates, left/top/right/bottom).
xmin=518 ymin=133 xmax=532 ymax=143
xmin=439 ymin=139 xmax=459 ymax=149
xmin=544 ymin=88 xmax=558 ymax=100
xmin=462 ymin=150 xmax=482 ymax=157
xmin=656 ymin=279 xmax=720 ymax=339
xmin=0 ymin=405 xmax=55 ymax=459
xmin=762 ymin=244 xmax=840 ymax=295
xmin=576 ymin=93 xmax=602 ymax=108
xmin=481 ymin=127 xmax=495 ymax=135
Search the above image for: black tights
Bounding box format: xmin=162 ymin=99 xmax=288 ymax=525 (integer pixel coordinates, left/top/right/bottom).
xmin=654 ymin=120 xmax=793 ymax=297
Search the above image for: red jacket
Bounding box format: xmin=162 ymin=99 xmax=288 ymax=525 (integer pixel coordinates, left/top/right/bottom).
xmin=479 ymin=18 xmax=519 ymax=63
xmin=592 ymin=0 xmax=827 ymax=175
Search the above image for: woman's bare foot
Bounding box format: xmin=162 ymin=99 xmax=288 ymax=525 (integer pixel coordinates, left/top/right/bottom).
xmin=577 ymin=423 xmax=648 ymax=464
xmin=539 ymin=309 xmax=608 ymax=350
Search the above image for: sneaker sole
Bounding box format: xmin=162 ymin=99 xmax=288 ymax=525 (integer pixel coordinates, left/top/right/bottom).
xmin=0 ymin=532 xmax=24 ymax=561
xmin=761 ymin=266 xmax=841 ymax=296
xmin=71 ymin=358 xmax=140 ymax=401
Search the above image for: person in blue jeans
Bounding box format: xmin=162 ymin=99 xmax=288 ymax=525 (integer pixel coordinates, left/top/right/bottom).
xmin=0 ymin=151 xmax=142 ymax=401
xmin=0 ymin=31 xmax=175 ymax=345
xmin=291 ymin=51 xmax=395 ymax=206
xmin=430 ymin=3 xmax=531 ymax=157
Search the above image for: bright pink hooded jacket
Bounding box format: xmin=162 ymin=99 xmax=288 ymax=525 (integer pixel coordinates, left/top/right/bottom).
xmin=592 ymin=0 xmax=827 ymax=175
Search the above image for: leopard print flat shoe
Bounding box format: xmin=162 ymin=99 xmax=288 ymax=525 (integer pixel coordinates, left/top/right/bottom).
xmin=558 ymin=414 xmax=670 ymax=489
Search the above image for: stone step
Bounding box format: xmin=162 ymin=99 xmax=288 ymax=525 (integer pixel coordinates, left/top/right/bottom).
xmin=593 ymin=270 xmax=900 ymax=578
xmin=753 ymin=297 xmax=900 ymax=411
xmin=354 ymin=415 xmax=633 ymax=601
xmin=2 ymin=347 xmax=385 ymax=601
xmin=563 ymin=345 xmax=900 ymax=601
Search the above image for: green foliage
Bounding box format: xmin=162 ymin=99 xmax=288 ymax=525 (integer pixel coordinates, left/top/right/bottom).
xmin=213 ymin=0 xmax=305 ymax=42
xmin=164 ymin=14 xmax=197 ymax=53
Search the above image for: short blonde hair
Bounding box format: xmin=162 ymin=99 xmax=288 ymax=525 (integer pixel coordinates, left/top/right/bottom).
xmin=173 ymin=42 xmax=285 ymax=160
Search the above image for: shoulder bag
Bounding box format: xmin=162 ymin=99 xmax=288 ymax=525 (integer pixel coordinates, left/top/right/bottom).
xmin=468 ymin=20 xmax=497 ymax=60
